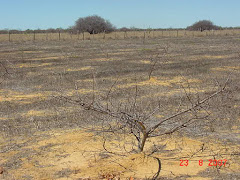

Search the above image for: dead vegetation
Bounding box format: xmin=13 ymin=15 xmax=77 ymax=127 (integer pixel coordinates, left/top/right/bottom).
xmin=0 ymin=35 xmax=239 ymax=179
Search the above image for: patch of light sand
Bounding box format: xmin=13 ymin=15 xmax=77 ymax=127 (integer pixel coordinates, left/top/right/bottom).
xmin=0 ymin=90 xmax=51 ymax=103
xmin=80 ymin=75 xmax=132 ymax=83
xmin=118 ymin=76 xmax=201 ymax=89
xmin=1 ymin=129 xmax=238 ymax=179
xmin=16 ymin=62 xmax=52 ymax=68
xmin=66 ymin=89 xmax=98 ymax=96
xmin=28 ymin=56 xmax=64 ymax=61
xmin=186 ymin=177 xmax=212 ymax=180
xmin=24 ymin=110 xmax=54 ymax=117
xmin=66 ymin=66 xmax=93 ymax=72
xmin=22 ymin=51 xmax=44 ymax=54
xmin=141 ymin=87 xmax=206 ymax=99
xmin=140 ymin=60 xmax=151 ymax=64
xmin=189 ymin=54 xmax=235 ymax=61
xmin=90 ymin=57 xmax=122 ymax=62
xmin=211 ymin=66 xmax=240 ymax=72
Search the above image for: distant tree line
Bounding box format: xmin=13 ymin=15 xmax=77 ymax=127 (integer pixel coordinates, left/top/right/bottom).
xmin=0 ymin=28 xmax=71 ymax=34
xmin=0 ymin=17 xmax=239 ymax=34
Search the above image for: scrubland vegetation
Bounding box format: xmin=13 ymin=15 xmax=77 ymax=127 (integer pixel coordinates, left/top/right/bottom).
xmin=0 ymin=26 xmax=239 ymax=179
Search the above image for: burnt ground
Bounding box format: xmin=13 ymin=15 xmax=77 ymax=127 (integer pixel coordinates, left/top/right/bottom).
xmin=0 ymin=35 xmax=239 ymax=179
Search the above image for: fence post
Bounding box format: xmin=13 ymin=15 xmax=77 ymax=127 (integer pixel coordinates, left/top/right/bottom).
xmin=103 ymin=30 xmax=106 ymax=39
xmin=162 ymin=30 xmax=163 ymax=37
xmin=8 ymin=31 xmax=11 ymax=42
xmin=82 ymin=32 xmax=85 ymax=40
xmin=115 ymin=31 xmax=117 ymax=39
xmin=77 ymin=30 xmax=80 ymax=40
xmin=177 ymin=30 xmax=179 ymax=37
xmin=22 ymin=31 xmax=24 ymax=42
xmin=58 ymin=31 xmax=61 ymax=40
xmin=92 ymin=30 xmax=95 ymax=40
xmin=124 ymin=31 xmax=127 ymax=39
xmin=33 ymin=31 xmax=35 ymax=41
xmin=144 ymin=31 xmax=146 ymax=39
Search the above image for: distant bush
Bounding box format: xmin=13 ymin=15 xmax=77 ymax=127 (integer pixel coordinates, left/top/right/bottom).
xmin=73 ymin=15 xmax=115 ymax=34
xmin=118 ymin=27 xmax=129 ymax=32
xmin=0 ymin=30 xmax=9 ymax=34
xmin=187 ymin=20 xmax=222 ymax=31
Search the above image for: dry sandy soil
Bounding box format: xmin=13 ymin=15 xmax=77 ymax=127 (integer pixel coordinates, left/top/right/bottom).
xmin=0 ymin=35 xmax=239 ymax=179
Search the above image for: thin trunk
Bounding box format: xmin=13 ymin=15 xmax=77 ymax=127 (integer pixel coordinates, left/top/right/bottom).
xmin=139 ymin=132 xmax=148 ymax=152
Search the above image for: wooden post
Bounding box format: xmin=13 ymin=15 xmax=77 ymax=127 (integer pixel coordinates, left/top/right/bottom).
xmin=115 ymin=31 xmax=117 ymax=39
xmin=58 ymin=31 xmax=61 ymax=40
xmin=103 ymin=30 xmax=106 ymax=39
xmin=82 ymin=32 xmax=85 ymax=40
xmin=8 ymin=31 xmax=11 ymax=42
xmin=77 ymin=30 xmax=80 ymax=40
xmin=144 ymin=31 xmax=146 ymax=39
xmin=177 ymin=30 xmax=179 ymax=37
xmin=33 ymin=31 xmax=36 ymax=41
xmin=162 ymin=30 xmax=163 ymax=37
xmin=92 ymin=30 xmax=95 ymax=40
xmin=22 ymin=31 xmax=24 ymax=42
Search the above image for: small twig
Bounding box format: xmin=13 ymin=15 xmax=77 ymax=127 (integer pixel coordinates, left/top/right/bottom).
xmin=102 ymin=138 xmax=126 ymax=157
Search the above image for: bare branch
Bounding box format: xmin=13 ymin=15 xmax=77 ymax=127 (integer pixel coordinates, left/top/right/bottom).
xmin=147 ymin=77 xmax=230 ymax=135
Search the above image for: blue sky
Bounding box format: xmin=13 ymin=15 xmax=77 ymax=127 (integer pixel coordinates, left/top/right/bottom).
xmin=1 ymin=0 xmax=239 ymax=30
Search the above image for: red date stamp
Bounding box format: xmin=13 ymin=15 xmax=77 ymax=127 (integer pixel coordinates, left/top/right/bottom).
xmin=180 ymin=159 xmax=227 ymax=167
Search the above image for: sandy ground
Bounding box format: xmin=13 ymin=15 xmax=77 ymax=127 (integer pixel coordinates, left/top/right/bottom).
xmin=0 ymin=128 xmax=239 ymax=180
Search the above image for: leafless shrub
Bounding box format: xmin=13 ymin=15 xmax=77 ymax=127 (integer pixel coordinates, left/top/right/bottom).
xmin=55 ymin=70 xmax=232 ymax=180
xmin=52 ymin=42 xmax=236 ymax=179
xmin=57 ymin=73 xmax=231 ymax=153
